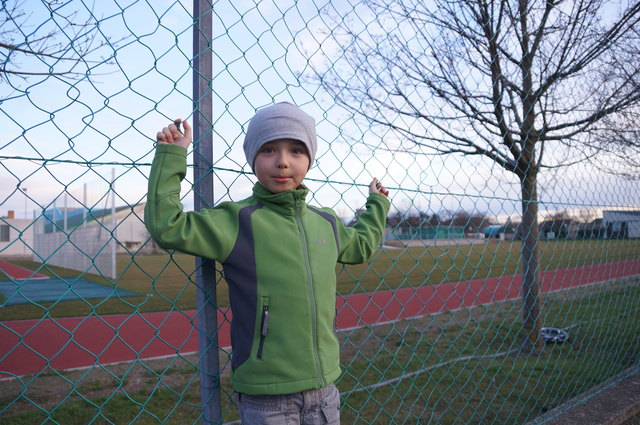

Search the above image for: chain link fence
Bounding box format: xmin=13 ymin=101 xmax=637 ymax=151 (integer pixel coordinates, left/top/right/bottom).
xmin=1 ymin=0 xmax=640 ymax=424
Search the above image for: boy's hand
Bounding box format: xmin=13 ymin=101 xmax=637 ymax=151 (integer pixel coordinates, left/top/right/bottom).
xmin=156 ymin=119 xmax=192 ymax=150
xmin=369 ymin=178 xmax=389 ymax=197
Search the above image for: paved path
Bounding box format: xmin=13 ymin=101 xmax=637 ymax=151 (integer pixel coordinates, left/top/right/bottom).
xmin=1 ymin=259 xmax=638 ymax=377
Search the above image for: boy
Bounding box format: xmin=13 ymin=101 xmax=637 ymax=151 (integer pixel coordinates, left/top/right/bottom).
xmin=145 ymin=102 xmax=390 ymax=424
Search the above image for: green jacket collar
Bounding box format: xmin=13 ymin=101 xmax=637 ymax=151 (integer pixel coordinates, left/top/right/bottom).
xmin=253 ymin=183 xmax=309 ymax=216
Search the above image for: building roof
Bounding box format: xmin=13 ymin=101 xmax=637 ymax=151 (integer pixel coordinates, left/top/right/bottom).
xmin=42 ymin=204 xmax=144 ymax=233
xmin=603 ymin=210 xmax=640 ymax=216
xmin=482 ymin=225 xmax=506 ymax=235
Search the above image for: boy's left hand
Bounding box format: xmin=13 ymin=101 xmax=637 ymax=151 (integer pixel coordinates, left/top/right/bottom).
xmin=369 ymin=178 xmax=389 ymax=197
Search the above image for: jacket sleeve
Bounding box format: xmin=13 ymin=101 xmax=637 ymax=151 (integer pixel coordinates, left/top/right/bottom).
xmin=335 ymin=193 xmax=391 ymax=264
xmin=144 ymin=143 xmax=237 ymax=260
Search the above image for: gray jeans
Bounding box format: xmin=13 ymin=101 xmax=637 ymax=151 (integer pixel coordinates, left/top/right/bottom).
xmin=236 ymin=384 xmax=340 ymax=425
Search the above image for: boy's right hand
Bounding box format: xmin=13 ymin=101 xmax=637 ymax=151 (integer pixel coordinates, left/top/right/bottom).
xmin=156 ymin=119 xmax=192 ymax=150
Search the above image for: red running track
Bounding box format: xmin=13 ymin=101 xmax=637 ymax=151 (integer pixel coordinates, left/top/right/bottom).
xmin=1 ymin=260 xmax=639 ymax=377
xmin=0 ymin=260 xmax=48 ymax=280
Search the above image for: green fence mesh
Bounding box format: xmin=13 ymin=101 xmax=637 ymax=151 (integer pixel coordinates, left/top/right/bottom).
xmin=1 ymin=0 xmax=640 ymax=424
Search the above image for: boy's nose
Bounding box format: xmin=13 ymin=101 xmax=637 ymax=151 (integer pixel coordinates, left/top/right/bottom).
xmin=276 ymin=153 xmax=289 ymax=168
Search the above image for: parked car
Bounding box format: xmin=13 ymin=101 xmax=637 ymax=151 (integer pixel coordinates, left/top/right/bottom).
xmin=541 ymin=327 xmax=569 ymax=343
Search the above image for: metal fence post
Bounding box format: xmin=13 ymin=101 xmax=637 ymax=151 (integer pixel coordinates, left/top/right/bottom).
xmin=192 ymin=1 xmax=220 ymax=423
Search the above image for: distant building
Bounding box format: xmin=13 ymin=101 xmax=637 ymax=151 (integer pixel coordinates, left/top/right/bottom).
xmin=539 ymin=217 xmax=580 ymax=240
xmin=34 ymin=203 xmax=149 ymax=255
xmin=482 ymin=224 xmax=506 ymax=239
xmin=0 ymin=210 xmax=34 ymax=257
xmin=576 ymin=218 xmax=606 ymax=240
xmin=31 ymin=203 xmax=151 ymax=279
xmin=602 ymin=210 xmax=640 ymax=239
xmin=485 ymin=209 xmax=640 ymax=241
xmin=481 ymin=221 xmax=519 ymax=240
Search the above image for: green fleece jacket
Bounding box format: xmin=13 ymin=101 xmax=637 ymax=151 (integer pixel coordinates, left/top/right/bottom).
xmin=145 ymin=143 xmax=390 ymax=395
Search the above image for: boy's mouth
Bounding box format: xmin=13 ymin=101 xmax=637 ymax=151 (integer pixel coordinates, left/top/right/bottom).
xmin=273 ymin=176 xmax=291 ymax=182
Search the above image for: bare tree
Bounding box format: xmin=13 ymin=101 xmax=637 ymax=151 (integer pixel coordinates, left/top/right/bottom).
xmin=588 ymin=22 xmax=640 ymax=179
xmin=311 ymin=0 xmax=640 ymax=352
xmin=592 ymin=111 xmax=640 ymax=179
xmin=1 ymin=1 xmax=117 ymax=83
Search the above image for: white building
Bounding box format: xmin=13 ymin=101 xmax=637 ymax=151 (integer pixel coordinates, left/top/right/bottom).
xmin=602 ymin=210 xmax=640 ymax=239
xmin=0 ymin=211 xmax=35 ymax=257
xmin=31 ymin=203 xmax=151 ymax=279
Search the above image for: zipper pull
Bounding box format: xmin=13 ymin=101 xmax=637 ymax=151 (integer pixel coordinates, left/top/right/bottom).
xmin=261 ymin=306 xmax=270 ymax=336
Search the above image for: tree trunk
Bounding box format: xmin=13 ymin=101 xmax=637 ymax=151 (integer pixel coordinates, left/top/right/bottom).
xmin=519 ymin=169 xmax=543 ymax=353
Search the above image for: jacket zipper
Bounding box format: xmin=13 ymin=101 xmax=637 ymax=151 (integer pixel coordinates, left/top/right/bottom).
xmin=257 ymin=304 xmax=269 ymax=359
xmin=294 ymin=199 xmax=325 ymax=387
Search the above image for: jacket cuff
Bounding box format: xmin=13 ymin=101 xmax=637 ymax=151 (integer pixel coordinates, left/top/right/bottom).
xmin=367 ymin=192 xmax=391 ymax=211
xmin=155 ymin=143 xmax=188 ymax=156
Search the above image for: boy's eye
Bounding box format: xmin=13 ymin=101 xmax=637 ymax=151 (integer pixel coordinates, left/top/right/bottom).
xmin=260 ymin=147 xmax=274 ymax=153
xmin=291 ymin=148 xmax=304 ymax=154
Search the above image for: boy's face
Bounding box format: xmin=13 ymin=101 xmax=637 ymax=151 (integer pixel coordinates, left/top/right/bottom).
xmin=254 ymin=139 xmax=310 ymax=193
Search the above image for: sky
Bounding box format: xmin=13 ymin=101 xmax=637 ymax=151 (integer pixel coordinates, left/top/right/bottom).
xmin=1 ymin=0 xmax=638 ymax=225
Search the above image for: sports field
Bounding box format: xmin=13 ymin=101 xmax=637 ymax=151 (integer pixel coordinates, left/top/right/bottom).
xmin=1 ymin=257 xmax=638 ymax=377
xmin=1 ymin=274 xmax=638 ymax=424
xmin=0 ymin=239 xmax=638 ymax=374
xmin=1 ymin=239 xmax=639 ymax=424
xmin=1 ymin=238 xmax=638 ymax=321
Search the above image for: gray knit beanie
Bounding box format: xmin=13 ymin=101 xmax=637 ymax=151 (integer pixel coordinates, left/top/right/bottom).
xmin=243 ymin=102 xmax=317 ymax=172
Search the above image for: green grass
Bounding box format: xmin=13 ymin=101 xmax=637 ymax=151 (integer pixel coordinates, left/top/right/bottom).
xmin=337 ymin=280 xmax=640 ymax=424
xmin=1 ymin=239 xmax=639 ymax=320
xmin=1 ymin=278 xmax=638 ymax=424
